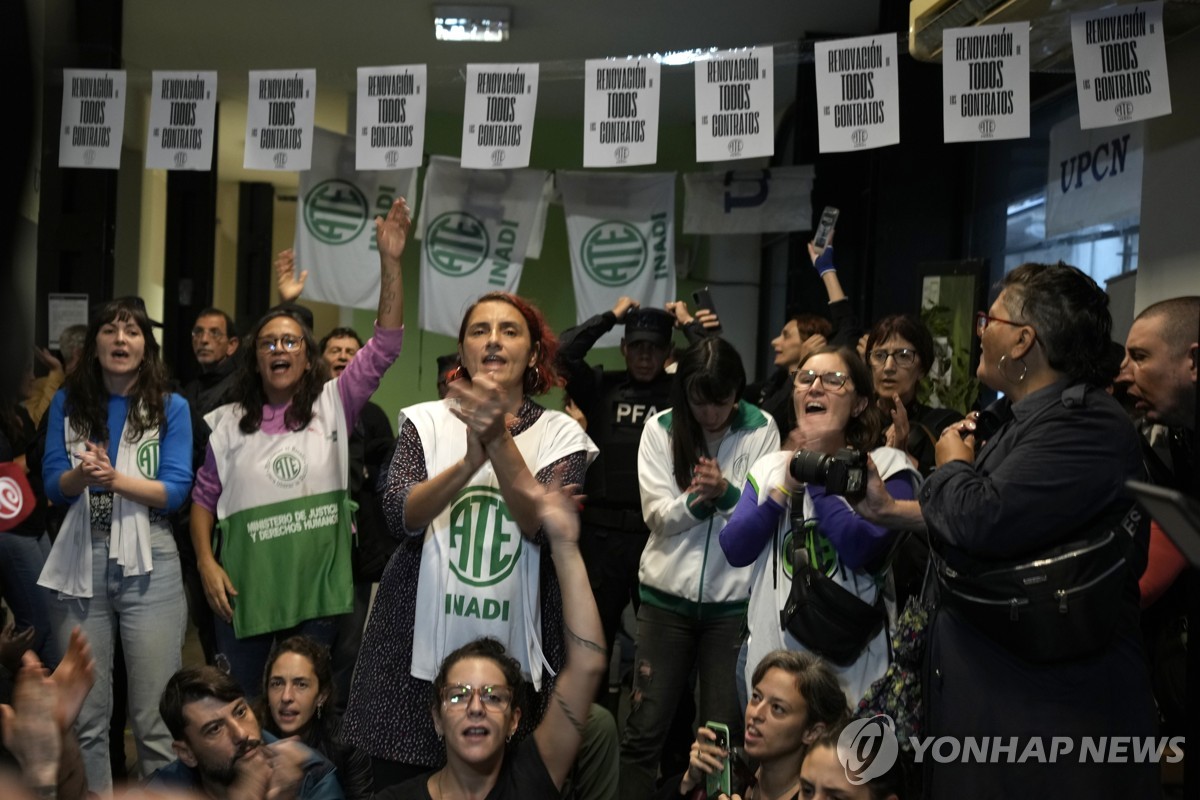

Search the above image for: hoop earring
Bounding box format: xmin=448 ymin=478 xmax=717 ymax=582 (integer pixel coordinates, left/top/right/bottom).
xmin=523 ymin=363 xmax=542 ymax=395
xmin=997 ymin=355 xmax=1027 ymax=384
xmin=449 ymin=364 xmax=467 ymax=383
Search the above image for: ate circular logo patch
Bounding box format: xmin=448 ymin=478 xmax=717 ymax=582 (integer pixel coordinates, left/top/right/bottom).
xmin=136 ymin=440 xmax=160 ymax=479
xmin=303 ymin=179 xmax=369 ymax=245
xmin=269 ymin=450 xmax=308 ymax=488
xmin=580 ymin=221 xmax=647 ymax=287
xmin=427 ymin=211 xmax=490 ymax=277
xmin=448 ymin=487 xmax=523 ymax=587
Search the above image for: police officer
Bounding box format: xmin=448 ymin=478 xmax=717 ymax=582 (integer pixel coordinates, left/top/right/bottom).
xmin=556 ymin=297 xmax=716 ymax=681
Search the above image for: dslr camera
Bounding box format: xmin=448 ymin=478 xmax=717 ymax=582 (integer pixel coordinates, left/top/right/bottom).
xmin=789 ymin=447 xmax=867 ymax=503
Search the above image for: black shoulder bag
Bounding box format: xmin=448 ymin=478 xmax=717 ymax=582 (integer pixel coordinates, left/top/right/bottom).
xmin=933 ymin=501 xmax=1143 ymax=663
xmin=780 ymin=503 xmax=887 ymax=667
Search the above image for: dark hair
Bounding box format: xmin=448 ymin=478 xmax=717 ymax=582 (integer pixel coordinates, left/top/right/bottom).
xmin=669 ymin=337 xmax=747 ymax=491
xmin=259 ymin=636 xmax=335 ymax=749
xmin=1136 ymin=296 xmax=1200 ymax=353
xmin=431 ymin=638 xmax=526 ymax=718
xmin=235 ymin=308 xmax=326 ymax=434
xmin=864 ymin=314 xmax=934 ymax=378
xmin=195 ymin=308 xmax=237 ymax=339
xmin=160 ymin=665 xmax=245 ymax=740
xmin=64 ymin=298 xmax=171 ymax=444
xmin=789 ymin=313 xmax=834 ymax=342
xmin=795 ymin=346 xmax=885 ymax=451
xmin=456 ymin=293 xmax=561 ymax=395
xmin=751 ymin=650 xmax=849 ymax=735
xmin=807 ymin=719 xmax=907 ymax=800
xmin=1000 ymin=262 xmax=1114 ymax=387
xmin=318 ymin=326 xmax=364 ymax=354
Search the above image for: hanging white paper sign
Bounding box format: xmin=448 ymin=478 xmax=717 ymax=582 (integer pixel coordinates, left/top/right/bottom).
xmin=59 ymin=69 xmax=127 ymax=169
xmin=583 ymin=58 xmax=661 ymax=168
xmin=244 ymin=69 xmax=316 ymax=171
xmin=461 ymin=63 xmax=539 ymax=169
xmin=1071 ymin=1 xmax=1171 ymax=130
xmin=146 ymin=71 xmax=217 ymax=170
xmin=814 ymin=35 xmax=900 ymax=153
xmin=356 ymin=64 xmax=427 ymax=170
xmin=694 ymin=47 xmax=774 ymax=162
xmin=942 ymin=23 xmax=1029 ymax=143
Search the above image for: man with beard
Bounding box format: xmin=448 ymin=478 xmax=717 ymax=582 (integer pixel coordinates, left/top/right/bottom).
xmin=149 ymin=665 xmax=343 ymax=799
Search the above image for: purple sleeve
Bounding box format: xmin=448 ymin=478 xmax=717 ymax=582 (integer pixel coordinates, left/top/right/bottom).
xmin=719 ymin=480 xmax=788 ymax=567
xmin=191 ymin=444 xmax=222 ymax=513
xmin=337 ymin=324 xmax=404 ymax=430
xmin=810 ymin=472 xmax=916 ymax=571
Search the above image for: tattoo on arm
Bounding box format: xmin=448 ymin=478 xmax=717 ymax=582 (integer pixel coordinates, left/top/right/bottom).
xmin=554 ymin=688 xmax=587 ymax=737
xmin=564 ymin=623 xmax=606 ymax=656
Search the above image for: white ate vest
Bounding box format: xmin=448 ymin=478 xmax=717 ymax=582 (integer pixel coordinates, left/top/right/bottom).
xmin=743 ymin=446 xmax=917 ymax=706
xmin=406 ymin=400 xmax=597 ymax=690
xmin=206 ymin=382 xmax=351 ymax=638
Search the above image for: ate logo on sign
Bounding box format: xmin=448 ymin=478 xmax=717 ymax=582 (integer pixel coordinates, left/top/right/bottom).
xmin=448 ymin=487 xmax=523 ymax=587
xmin=136 ymin=440 xmax=160 ymax=479
xmin=304 ymin=179 xmax=370 ymax=245
xmin=427 ymin=212 xmax=490 ymax=277
xmin=581 ymin=221 xmax=647 ymax=287
xmin=269 ymin=450 xmax=308 ymax=488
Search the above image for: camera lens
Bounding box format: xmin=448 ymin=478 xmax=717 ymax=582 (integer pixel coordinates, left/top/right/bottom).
xmin=789 ymin=449 xmax=830 ymax=484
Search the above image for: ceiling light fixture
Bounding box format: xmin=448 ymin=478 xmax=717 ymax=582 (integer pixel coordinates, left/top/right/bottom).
xmin=433 ymin=5 xmax=511 ymax=42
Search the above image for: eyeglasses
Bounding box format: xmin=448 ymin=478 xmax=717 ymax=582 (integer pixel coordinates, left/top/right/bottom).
xmin=192 ymin=327 xmax=228 ymax=341
xmin=975 ymin=311 xmax=1027 ymax=337
xmin=868 ymin=348 xmax=918 ymax=368
xmin=440 ymin=684 xmax=513 ymax=712
xmin=257 ymin=335 xmax=304 ymax=353
xmin=794 ymin=370 xmax=851 ymax=390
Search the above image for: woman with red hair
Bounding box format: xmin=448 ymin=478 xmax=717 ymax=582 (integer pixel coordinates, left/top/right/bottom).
xmin=342 ymin=292 xmax=597 ymax=788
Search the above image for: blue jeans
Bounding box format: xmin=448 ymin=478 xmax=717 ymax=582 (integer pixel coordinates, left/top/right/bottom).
xmin=618 ymin=604 xmax=745 ymax=800
xmin=0 ymin=532 xmax=59 ymax=667
xmin=48 ymin=527 xmax=187 ymax=793
xmin=214 ymin=615 xmax=338 ymax=700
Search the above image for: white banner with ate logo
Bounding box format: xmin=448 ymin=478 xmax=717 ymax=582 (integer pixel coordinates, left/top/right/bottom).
xmin=559 ymin=171 xmax=676 ymax=349
xmin=294 ymin=128 xmax=417 ymax=309
xmin=418 ymin=156 xmax=550 ymax=336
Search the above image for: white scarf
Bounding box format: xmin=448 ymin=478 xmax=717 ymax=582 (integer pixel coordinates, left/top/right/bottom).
xmin=39 ymin=412 xmax=157 ymax=598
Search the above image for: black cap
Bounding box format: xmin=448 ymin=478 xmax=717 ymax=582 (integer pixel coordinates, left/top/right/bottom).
xmin=623 ymin=307 xmax=674 ymax=346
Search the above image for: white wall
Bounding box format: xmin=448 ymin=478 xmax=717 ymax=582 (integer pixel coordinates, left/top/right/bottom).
xmin=1136 ymin=25 xmax=1200 ymax=311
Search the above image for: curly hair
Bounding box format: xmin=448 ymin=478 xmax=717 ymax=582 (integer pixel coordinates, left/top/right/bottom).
xmin=64 ymin=298 xmax=171 ymax=444
xmin=259 ymin=636 xmax=336 ymax=750
xmin=1000 ymin=262 xmax=1113 ymax=387
xmin=795 ymin=346 xmax=885 ymax=451
xmin=235 ymin=308 xmax=327 ymax=434
xmin=456 ymin=292 xmax=562 ymax=396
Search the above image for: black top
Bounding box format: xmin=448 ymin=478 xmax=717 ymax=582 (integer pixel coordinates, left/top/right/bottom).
xmin=376 ymin=738 xmax=558 ymax=800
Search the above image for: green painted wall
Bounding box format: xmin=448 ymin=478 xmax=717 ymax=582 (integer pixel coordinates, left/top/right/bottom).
xmin=351 ymin=111 xmax=712 ymax=425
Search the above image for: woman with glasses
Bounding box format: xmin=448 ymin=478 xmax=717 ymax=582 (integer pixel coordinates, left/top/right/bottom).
xmin=619 ymin=337 xmax=779 ymax=800
xmin=862 ymin=315 xmax=963 ymax=477
xmin=856 ymin=263 xmax=1158 ymax=798
xmin=720 ymin=346 xmax=919 ymax=707
xmin=190 ymin=198 xmax=411 ymax=696
xmin=40 ymin=296 xmax=193 ymax=791
xmin=373 ymin=471 xmax=607 ymax=800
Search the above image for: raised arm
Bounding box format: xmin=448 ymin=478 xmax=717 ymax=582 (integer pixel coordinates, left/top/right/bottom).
xmin=530 ymin=471 xmax=607 ymax=789
xmin=374 ymin=197 xmax=411 ymax=330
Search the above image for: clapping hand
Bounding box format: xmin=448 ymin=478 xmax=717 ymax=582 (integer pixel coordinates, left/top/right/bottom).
xmin=688 ymin=457 xmax=727 ymax=502
xmin=447 ymin=375 xmax=514 ymax=446
xmin=76 ymin=441 xmax=116 ymax=490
